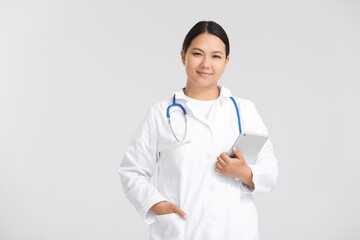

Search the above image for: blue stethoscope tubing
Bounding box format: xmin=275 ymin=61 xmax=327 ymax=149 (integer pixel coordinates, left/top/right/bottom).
xmin=166 ymin=94 xmax=242 ymax=142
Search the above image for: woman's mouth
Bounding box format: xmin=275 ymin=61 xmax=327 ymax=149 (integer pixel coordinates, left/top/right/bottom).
xmin=197 ymin=71 xmax=212 ymax=77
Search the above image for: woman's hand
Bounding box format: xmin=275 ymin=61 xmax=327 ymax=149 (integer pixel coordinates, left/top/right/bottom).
xmin=216 ymin=147 xmax=255 ymax=189
xmin=150 ymin=201 xmax=188 ymax=220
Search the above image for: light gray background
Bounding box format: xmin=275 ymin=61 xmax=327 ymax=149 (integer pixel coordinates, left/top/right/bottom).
xmin=1 ymin=0 xmax=359 ymax=239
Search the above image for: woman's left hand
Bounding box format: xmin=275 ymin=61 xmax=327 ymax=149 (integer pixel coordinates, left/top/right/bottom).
xmin=215 ymin=147 xmax=247 ymax=179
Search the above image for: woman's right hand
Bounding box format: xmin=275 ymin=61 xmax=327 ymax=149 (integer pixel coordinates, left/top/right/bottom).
xmin=150 ymin=201 xmax=187 ymax=220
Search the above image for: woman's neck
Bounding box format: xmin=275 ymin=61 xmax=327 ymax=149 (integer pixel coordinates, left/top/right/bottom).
xmin=183 ymin=84 xmax=220 ymax=101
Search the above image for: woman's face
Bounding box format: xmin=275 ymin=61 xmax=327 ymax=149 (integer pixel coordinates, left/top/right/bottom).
xmin=181 ymin=33 xmax=229 ymax=88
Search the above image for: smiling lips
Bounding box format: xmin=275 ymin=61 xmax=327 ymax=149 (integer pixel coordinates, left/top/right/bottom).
xmin=197 ymin=71 xmax=212 ymax=77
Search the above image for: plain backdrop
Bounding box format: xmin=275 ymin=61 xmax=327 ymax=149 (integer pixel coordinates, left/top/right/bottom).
xmin=1 ymin=0 xmax=359 ymax=239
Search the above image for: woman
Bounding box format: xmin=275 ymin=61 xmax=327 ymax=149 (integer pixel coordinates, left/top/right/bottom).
xmin=118 ymin=20 xmax=279 ymax=240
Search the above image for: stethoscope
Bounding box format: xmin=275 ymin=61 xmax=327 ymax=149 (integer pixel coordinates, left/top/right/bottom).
xmin=166 ymin=92 xmax=242 ymax=143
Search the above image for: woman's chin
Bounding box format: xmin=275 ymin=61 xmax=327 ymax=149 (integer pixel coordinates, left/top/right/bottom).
xmin=190 ymin=80 xmax=217 ymax=88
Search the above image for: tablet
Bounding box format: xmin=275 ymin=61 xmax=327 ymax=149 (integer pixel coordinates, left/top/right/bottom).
xmin=227 ymin=131 xmax=269 ymax=165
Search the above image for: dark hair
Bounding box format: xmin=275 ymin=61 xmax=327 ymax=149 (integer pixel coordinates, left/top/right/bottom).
xmin=182 ymin=21 xmax=230 ymax=58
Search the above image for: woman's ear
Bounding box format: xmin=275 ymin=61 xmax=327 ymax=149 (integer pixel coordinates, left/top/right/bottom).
xmin=181 ymin=50 xmax=186 ymax=65
xmin=225 ymin=55 xmax=230 ymax=65
xmin=223 ymin=56 xmax=230 ymax=74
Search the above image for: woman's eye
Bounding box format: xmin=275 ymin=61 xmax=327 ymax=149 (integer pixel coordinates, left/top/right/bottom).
xmin=193 ymin=52 xmax=201 ymax=56
xmin=213 ymin=55 xmax=221 ymax=59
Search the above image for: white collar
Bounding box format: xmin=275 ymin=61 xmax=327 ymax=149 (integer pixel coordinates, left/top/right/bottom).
xmin=173 ymin=85 xmax=233 ymax=101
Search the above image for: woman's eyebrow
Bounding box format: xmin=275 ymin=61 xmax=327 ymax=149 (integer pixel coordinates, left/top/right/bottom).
xmin=191 ymin=47 xmax=223 ymax=54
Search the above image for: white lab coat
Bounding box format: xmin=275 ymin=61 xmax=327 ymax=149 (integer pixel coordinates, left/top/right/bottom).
xmin=118 ymin=85 xmax=279 ymax=240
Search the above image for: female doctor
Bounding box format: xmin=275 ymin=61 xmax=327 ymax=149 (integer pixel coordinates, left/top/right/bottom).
xmin=118 ymin=20 xmax=279 ymax=240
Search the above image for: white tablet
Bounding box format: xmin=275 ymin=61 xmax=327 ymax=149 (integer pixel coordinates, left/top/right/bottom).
xmin=227 ymin=131 xmax=269 ymax=165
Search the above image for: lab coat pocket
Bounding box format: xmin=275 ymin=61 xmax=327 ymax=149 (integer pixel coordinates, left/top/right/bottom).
xmin=149 ymin=213 xmax=186 ymax=240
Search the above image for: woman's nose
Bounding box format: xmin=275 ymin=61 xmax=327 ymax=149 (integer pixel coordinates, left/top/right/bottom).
xmin=200 ymin=56 xmax=211 ymax=68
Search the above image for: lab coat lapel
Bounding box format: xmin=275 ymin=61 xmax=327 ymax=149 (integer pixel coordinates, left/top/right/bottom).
xmin=173 ymin=88 xmax=210 ymax=128
xmin=185 ymin=100 xmax=210 ymax=125
xmin=173 ymin=85 xmax=232 ymax=130
xmin=207 ymin=99 xmax=224 ymax=125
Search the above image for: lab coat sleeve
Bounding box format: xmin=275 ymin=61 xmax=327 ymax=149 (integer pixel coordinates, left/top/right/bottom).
xmin=118 ymin=105 xmax=168 ymax=225
xmin=237 ymin=100 xmax=279 ymax=194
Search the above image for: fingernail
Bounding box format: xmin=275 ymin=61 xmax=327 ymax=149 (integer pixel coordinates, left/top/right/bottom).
xmin=233 ymin=146 xmax=237 ymax=151
xmin=184 ymin=214 xmax=188 ymax=220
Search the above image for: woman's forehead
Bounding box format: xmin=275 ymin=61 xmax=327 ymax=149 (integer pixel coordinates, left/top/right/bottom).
xmin=190 ymin=33 xmax=226 ymax=51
